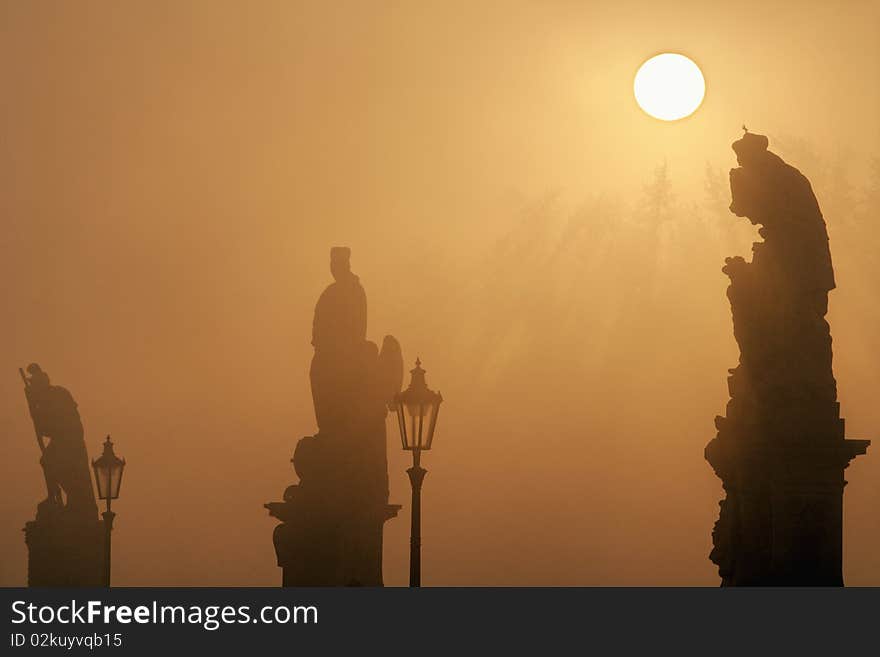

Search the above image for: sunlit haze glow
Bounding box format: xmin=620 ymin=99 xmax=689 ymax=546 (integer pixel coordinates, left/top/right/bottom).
xmin=1 ymin=2 xmax=879 ymax=588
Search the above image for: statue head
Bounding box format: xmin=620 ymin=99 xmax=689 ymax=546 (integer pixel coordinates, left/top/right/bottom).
xmin=732 ymin=131 xmax=769 ymax=168
xmin=729 ymin=131 xmax=778 ymax=223
xmin=330 ymin=246 xmax=352 ymax=281
xmin=26 ymin=363 xmax=50 ymax=392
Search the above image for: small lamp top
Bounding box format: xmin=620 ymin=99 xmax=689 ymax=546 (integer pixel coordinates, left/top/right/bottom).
xmin=393 ymin=358 xmax=442 ymax=451
xmin=92 ymin=435 xmax=125 ymax=501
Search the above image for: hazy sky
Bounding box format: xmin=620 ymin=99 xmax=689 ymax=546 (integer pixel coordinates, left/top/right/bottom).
xmin=1 ymin=1 xmax=878 ymax=586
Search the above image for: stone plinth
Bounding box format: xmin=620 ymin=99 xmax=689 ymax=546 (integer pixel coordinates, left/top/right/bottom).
xmin=24 ymin=503 xmax=105 ymax=587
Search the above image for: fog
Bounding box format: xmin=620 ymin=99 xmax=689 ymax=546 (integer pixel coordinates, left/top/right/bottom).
xmin=1 ymin=1 xmax=878 ymax=585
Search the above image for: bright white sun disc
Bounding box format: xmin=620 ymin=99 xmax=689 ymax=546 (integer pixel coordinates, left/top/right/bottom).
xmin=634 ymin=53 xmax=705 ymax=121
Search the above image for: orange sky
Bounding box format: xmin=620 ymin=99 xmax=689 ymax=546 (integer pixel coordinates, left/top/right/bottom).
xmin=1 ymin=1 xmax=879 ymax=586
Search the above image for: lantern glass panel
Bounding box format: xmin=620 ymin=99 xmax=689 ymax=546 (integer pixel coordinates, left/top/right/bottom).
xmin=94 ymin=464 xmax=111 ymax=500
xmin=425 ymin=400 xmax=441 ymax=450
xmin=108 ymin=461 xmax=124 ymax=499
xmin=406 ymin=401 xmax=424 ymax=420
xmin=409 ymin=407 xmax=419 ymax=449
xmin=404 ymin=402 xmax=424 ymax=447
xmin=395 ymin=403 xmax=408 ymax=449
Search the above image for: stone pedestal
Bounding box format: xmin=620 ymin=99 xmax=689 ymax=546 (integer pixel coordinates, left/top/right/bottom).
xmin=706 ymin=435 xmax=868 ymax=586
xmin=24 ymin=503 xmax=105 ymax=587
xmin=272 ymin=500 xmax=400 ymax=586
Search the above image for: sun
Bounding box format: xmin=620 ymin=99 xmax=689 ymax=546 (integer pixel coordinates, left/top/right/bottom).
xmin=634 ymin=53 xmax=705 ymax=121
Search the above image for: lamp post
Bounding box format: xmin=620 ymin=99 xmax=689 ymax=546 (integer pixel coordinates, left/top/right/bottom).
xmin=393 ymin=359 xmax=442 ymax=587
xmin=92 ymin=435 xmax=125 ymax=587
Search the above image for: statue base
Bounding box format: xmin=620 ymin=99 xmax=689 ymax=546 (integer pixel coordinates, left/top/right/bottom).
xmin=706 ymin=436 xmax=869 ymax=586
xmin=24 ymin=502 xmax=105 ymax=587
xmin=269 ymin=498 xmax=400 ymax=587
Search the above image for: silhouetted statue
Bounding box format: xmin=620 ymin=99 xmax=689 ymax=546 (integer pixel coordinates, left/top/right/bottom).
xmin=22 ymin=364 xmax=98 ymax=519
xmin=705 ymin=133 xmax=870 ymax=586
xmin=20 ymin=364 xmax=104 ymax=586
xmin=310 ymin=247 xmax=369 ymax=435
xmin=267 ymin=247 xmax=403 ymax=586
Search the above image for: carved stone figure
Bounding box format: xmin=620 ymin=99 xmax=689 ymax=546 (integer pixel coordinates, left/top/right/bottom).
xmin=310 ymin=246 xmax=368 ymax=436
xmin=267 ymin=247 xmax=402 ymax=586
xmin=20 ymin=364 xmax=103 ymax=586
xmin=705 ymin=132 xmax=869 ymax=586
xmin=23 ymin=364 xmax=98 ymax=519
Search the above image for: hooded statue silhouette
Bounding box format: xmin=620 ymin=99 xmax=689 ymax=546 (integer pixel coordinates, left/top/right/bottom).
xmin=705 ymin=133 xmax=869 ymax=586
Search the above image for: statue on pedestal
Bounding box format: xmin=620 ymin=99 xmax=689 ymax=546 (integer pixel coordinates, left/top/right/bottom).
xmin=20 ymin=364 xmax=104 ymax=586
xmin=705 ymin=132 xmax=869 ymax=586
xmin=267 ymin=247 xmax=403 ymax=586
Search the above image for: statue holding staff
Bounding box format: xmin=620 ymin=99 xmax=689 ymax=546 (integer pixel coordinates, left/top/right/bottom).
xmin=20 ymin=364 xmax=97 ymax=519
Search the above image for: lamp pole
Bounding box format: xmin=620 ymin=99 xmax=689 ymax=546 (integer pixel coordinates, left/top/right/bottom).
xmin=407 ymin=448 xmax=427 ymax=587
xmin=102 ymin=498 xmax=115 ymax=587
xmin=92 ymin=435 xmax=125 ymax=588
xmin=393 ymin=358 xmax=442 ymax=589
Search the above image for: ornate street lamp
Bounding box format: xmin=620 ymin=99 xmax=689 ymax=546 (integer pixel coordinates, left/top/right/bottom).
xmin=92 ymin=435 xmax=125 ymax=587
xmin=393 ymin=358 xmax=442 ymax=587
